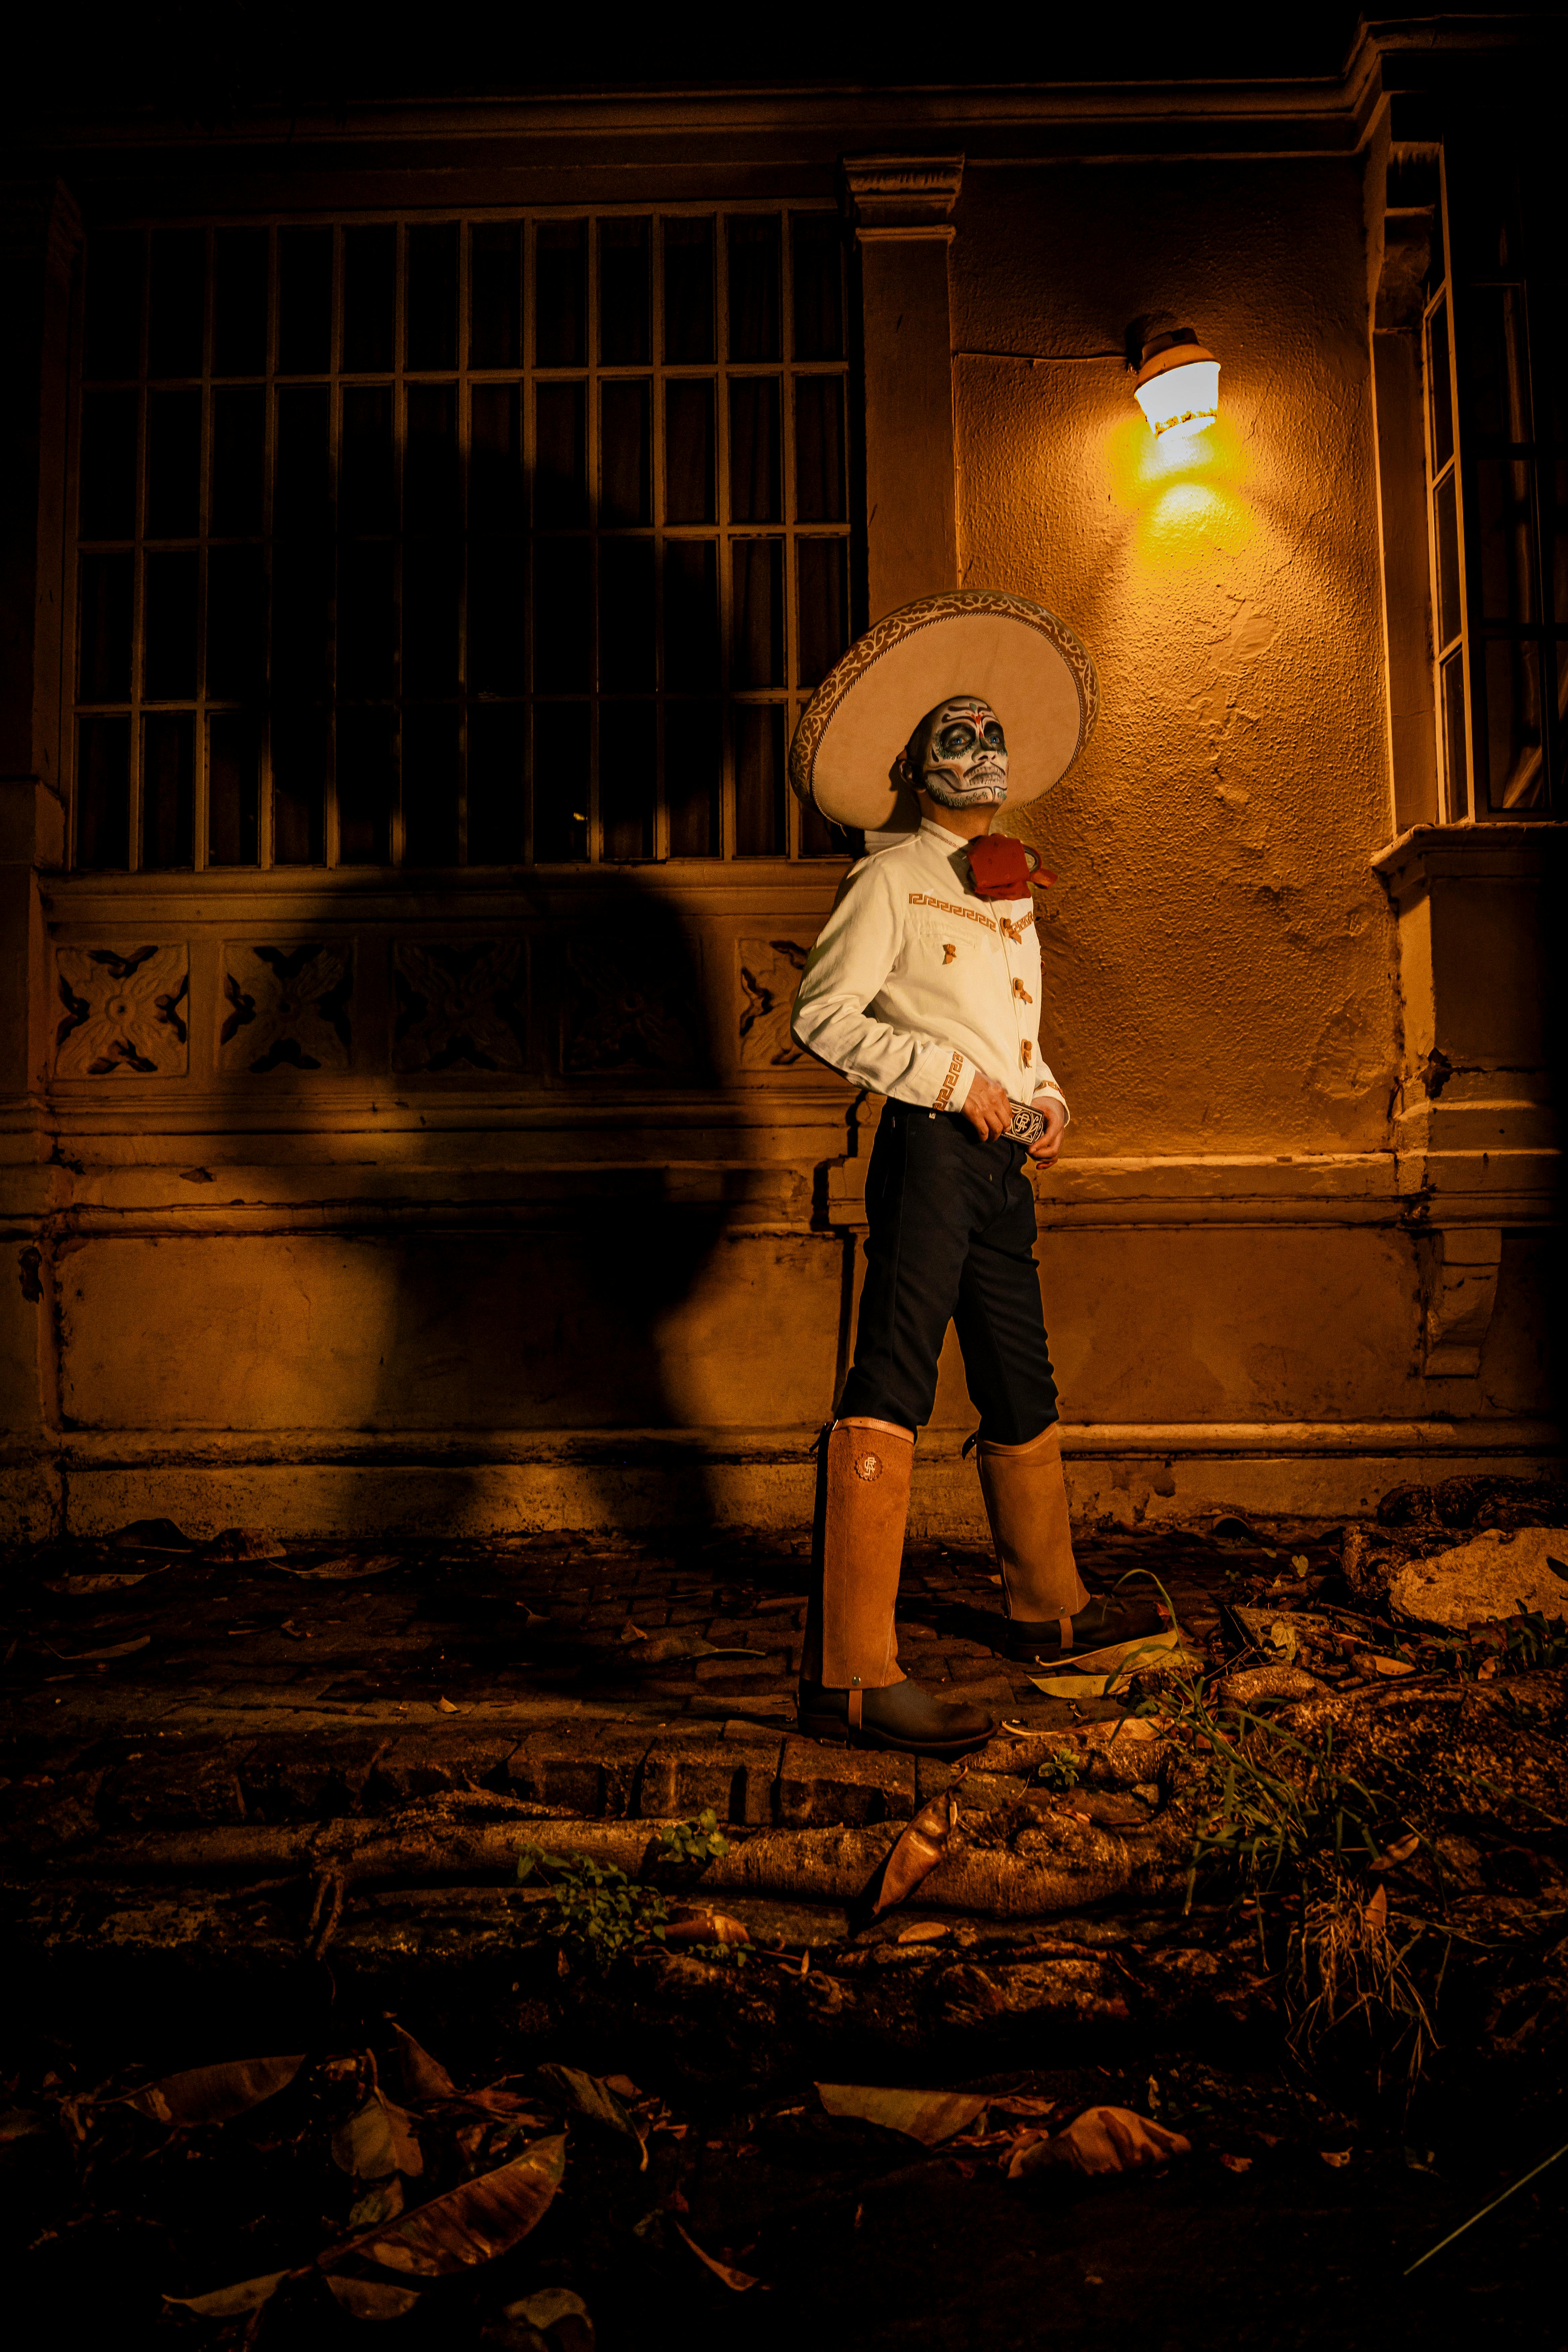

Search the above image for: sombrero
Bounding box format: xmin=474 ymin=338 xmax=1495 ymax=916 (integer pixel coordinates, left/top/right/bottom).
xmin=788 ymin=588 xmax=1098 ymax=834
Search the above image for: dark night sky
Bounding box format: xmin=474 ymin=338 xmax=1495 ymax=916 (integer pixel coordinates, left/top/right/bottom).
xmin=16 ymin=4 xmax=1551 ymax=129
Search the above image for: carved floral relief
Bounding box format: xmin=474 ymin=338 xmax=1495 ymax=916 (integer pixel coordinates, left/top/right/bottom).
xmin=218 ymin=943 xmax=353 ymax=1073
xmin=54 ymin=944 xmax=189 ymax=1076
xmin=559 ymin=938 xmax=703 ymax=1077
xmin=737 ymin=939 xmax=810 ymax=1068
xmin=392 ymin=941 xmax=527 ymax=1072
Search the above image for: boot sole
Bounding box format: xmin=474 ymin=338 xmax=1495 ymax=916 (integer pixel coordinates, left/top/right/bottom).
xmin=1002 ymin=1618 xmax=1164 ymax=1665
xmin=796 ymin=1711 xmax=994 ymax=1761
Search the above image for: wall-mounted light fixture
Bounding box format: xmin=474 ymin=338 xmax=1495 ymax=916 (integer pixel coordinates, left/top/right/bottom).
xmin=1131 ymin=326 xmax=1220 ymax=441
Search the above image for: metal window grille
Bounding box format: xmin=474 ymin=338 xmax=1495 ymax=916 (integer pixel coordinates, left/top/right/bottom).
xmin=72 ymin=209 xmax=855 ymax=870
xmin=1422 ymin=151 xmax=1566 ymax=818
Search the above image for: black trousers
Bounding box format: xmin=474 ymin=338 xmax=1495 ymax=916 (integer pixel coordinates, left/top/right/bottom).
xmin=837 ymin=1099 xmax=1060 ymax=1443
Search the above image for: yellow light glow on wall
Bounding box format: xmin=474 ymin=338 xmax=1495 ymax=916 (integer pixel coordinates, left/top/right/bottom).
xmin=1104 ymin=406 xmax=1254 ymax=569
xmin=1133 ymin=330 xmax=1220 ymax=441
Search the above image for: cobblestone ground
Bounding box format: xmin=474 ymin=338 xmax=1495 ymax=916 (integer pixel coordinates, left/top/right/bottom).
xmin=0 ymin=1520 xmax=1279 ymax=1811
xmin=1 ymin=1519 xmax=1561 ymax=2350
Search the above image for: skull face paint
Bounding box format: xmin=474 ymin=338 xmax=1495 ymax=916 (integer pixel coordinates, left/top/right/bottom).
xmin=906 ymin=697 xmax=1009 ymax=810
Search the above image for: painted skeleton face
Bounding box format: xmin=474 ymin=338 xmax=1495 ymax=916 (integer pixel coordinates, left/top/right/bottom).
xmin=909 ymin=696 xmax=1009 ymax=809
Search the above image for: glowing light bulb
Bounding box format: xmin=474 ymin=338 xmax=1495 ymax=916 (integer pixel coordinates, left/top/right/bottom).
xmin=1133 ymin=332 xmax=1220 ymax=440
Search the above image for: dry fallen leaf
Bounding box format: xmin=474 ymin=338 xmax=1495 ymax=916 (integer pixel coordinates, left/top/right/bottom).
xmin=896 ymin=1921 xmax=950 ymax=1945
xmin=673 ymin=2219 xmax=762 ymax=2291
xmin=663 ymin=1909 xmax=750 ymax=1948
xmin=323 ymin=2133 xmax=565 ymax=2278
xmin=538 ymin=2066 xmax=646 ymax=2165
xmin=870 ymin=1787 xmax=959 ymax=1917
xmin=1320 ymin=2149 xmax=1353 ymax=2168
xmin=990 ymin=2095 xmax=1068 ymax=2123
xmin=1218 ymin=2153 xmax=1253 ymax=2173
xmin=1370 ymin=1656 xmax=1415 ymax=1678
xmin=164 ymin=2268 xmax=291 ymax=2318
xmin=126 ymin=2052 xmax=306 ymax=2126
xmin=346 ymin=2178 xmax=404 ymax=2230
xmin=498 ymin=2287 xmax=595 ymax=2344
xmin=1371 ymin=1832 xmax=1422 ymax=1872
xmin=42 ymin=1573 xmax=147 ymax=1594
xmin=436 ymin=1696 xmax=461 ymax=1714
xmin=287 ymin=1555 xmax=401 ymax=1580
xmin=1027 ymin=1629 xmax=1201 ymax=1701
xmin=52 ymin=1634 xmax=151 ymax=1663
xmin=326 ymin=2275 xmax=421 ymax=2319
xmin=1011 ymin=2106 xmax=1192 ymax=2178
xmin=816 ymin=2084 xmax=989 ymax=2145
xmin=331 ymin=2090 xmax=423 ymax=2182
xmin=601 ymin=2074 xmax=640 ymax=2101
xmin=389 ymin=2022 xmax=456 ymax=2103
xmin=614 ymin=1627 xmax=769 ymax=1667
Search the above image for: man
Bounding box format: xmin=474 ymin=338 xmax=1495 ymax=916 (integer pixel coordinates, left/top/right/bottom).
xmin=786 ymin=591 xmax=1153 ymax=1759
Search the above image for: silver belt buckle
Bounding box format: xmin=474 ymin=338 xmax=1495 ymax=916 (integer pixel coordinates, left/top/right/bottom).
xmin=1006 ymin=1100 xmax=1046 ymax=1146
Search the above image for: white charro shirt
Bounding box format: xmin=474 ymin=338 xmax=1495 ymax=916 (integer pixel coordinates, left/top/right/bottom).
xmin=790 ymin=817 xmax=1070 ymax=1121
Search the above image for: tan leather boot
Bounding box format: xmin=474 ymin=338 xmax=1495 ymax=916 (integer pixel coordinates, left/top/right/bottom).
xmin=799 ymin=1417 xmax=993 ymax=1758
xmin=978 ymin=1423 xmax=1159 ymax=1660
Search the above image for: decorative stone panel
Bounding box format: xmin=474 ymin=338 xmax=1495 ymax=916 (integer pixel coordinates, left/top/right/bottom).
xmin=54 ymin=943 xmax=189 ymax=1076
xmin=392 ymin=940 xmax=527 ymax=1073
xmin=737 ymin=938 xmax=810 ymax=1067
xmin=559 ymin=938 xmax=704 ymax=1076
xmin=218 ymin=943 xmax=352 ymax=1073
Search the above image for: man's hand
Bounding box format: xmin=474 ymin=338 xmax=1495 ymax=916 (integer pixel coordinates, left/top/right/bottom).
xmin=1027 ymin=1098 xmax=1068 ymax=1167
xmin=961 ymin=1071 xmax=1013 ymax=1141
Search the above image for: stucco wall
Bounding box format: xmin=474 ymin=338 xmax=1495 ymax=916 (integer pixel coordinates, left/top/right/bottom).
xmin=951 ymin=159 xmax=1401 ymax=1156
xmin=1 ymin=110 xmax=1558 ymax=1545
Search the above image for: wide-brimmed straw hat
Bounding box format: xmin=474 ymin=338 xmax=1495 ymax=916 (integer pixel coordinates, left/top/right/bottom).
xmin=788 ymin=588 xmax=1098 ymax=833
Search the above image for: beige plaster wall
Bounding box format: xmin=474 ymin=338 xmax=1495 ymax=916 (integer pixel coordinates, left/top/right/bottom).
xmin=951 ymin=159 xmax=1401 ymax=1158
xmin=3 ymin=143 xmax=1558 ymax=1545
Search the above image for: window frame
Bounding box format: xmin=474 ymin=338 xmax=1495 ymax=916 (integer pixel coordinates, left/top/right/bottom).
xmin=66 ymin=202 xmax=857 ymax=875
xmin=1423 ymin=148 xmax=1562 ymax=820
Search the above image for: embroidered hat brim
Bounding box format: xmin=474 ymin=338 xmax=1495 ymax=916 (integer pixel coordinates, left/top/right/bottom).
xmin=788 ymin=589 xmax=1098 ymax=833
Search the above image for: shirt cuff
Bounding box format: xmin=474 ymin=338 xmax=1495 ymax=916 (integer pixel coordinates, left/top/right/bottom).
xmin=932 ymin=1049 xmax=973 ymax=1115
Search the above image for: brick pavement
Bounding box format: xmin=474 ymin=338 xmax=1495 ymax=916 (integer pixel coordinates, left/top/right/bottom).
xmin=0 ymin=1520 xmax=1341 ymax=1837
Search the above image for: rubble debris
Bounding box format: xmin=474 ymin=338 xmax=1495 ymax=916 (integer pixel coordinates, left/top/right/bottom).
xmin=1344 ymin=1477 xmax=1568 ymax=1603
xmin=1211 ymin=1517 xmax=1268 ymax=1547
xmin=201 ymin=1526 xmax=289 ymax=1561
xmin=110 ymin=1518 xmax=192 ymax=1552
xmin=1389 ymin=1528 xmax=1568 ymax=1630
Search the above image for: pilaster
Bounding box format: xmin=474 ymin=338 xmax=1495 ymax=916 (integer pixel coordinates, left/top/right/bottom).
xmin=842 ymin=155 xmax=963 ymax=621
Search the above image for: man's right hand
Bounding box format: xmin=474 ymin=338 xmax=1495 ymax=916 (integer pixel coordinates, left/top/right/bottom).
xmin=961 ymin=1071 xmax=1013 ymax=1141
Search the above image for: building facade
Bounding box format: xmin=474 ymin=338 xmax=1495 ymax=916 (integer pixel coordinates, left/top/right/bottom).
xmin=2 ymin=21 xmax=1562 ymax=1543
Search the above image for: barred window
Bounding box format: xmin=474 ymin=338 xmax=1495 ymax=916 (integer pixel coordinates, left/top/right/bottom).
xmin=72 ymin=210 xmax=853 ymax=870
xmin=1424 ymin=154 xmax=1566 ymax=816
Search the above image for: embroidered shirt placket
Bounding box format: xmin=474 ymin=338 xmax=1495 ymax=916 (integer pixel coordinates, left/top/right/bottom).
xmin=787 ymin=818 xmax=1069 ymax=1126
xmin=999 ymin=903 xmax=1033 ymax=1086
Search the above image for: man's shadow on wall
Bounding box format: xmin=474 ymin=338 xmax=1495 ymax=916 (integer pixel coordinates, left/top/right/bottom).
xmin=360 ymin=867 xmax=744 ymax=1548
